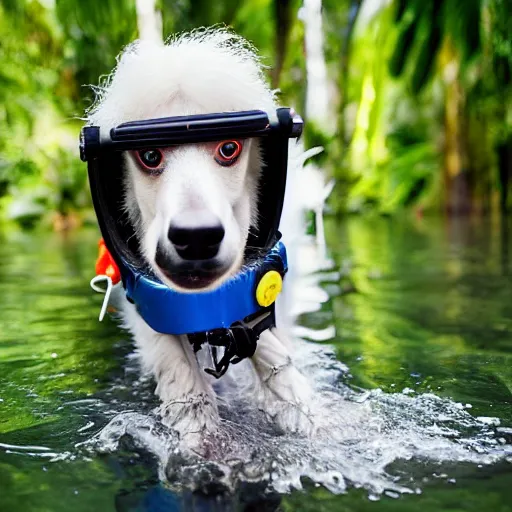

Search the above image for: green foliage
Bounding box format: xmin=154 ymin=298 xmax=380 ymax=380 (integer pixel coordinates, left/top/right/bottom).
xmin=389 ymin=0 xmax=482 ymax=94
xmin=0 ymin=0 xmax=510 ymax=225
xmin=0 ymin=1 xmax=65 ymax=210
xmin=388 ymin=0 xmax=425 ymax=79
xmin=332 ymin=0 xmax=511 ymax=214
xmin=303 ymin=120 xmax=332 ymax=167
xmin=55 ymin=0 xmax=138 ymax=104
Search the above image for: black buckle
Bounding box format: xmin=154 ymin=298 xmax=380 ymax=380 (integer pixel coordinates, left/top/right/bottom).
xmin=189 ymin=321 xmax=258 ymax=379
xmin=205 ymin=321 xmax=258 ymax=378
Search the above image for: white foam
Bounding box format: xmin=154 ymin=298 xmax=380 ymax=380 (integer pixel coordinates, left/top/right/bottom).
xmin=75 ymin=237 xmax=511 ymax=497
xmin=80 ymin=337 xmax=511 ymax=496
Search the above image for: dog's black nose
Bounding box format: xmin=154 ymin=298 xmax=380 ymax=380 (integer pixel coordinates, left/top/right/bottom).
xmin=168 ymin=212 xmax=225 ymax=260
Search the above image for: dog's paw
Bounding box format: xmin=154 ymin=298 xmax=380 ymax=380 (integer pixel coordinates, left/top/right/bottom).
xmin=158 ymin=393 xmax=219 ymax=452
xmin=257 ymin=364 xmax=316 ymax=436
xmin=271 ymin=398 xmax=315 ymax=436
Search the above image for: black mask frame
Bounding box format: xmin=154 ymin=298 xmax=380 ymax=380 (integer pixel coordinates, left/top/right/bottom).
xmin=81 ymin=108 xmax=303 ymax=281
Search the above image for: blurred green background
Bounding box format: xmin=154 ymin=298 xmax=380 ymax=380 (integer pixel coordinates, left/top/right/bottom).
xmin=0 ymin=0 xmax=510 ymax=229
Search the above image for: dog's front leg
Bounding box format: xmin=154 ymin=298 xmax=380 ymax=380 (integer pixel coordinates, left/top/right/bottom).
xmin=251 ymin=327 xmax=314 ymax=435
xmin=126 ymin=311 xmax=218 ymax=447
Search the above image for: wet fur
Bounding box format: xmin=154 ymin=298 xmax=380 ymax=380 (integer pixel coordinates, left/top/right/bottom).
xmin=88 ymin=28 xmax=313 ymax=448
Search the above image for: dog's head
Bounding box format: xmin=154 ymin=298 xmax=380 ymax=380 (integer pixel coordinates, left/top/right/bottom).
xmin=89 ymin=30 xmax=277 ymax=291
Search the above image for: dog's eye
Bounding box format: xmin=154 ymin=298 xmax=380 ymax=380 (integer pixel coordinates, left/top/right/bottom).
xmin=136 ymin=149 xmax=163 ymax=171
xmin=215 ymin=140 xmax=242 ymax=166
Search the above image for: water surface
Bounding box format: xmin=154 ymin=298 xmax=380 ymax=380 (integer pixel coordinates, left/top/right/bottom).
xmin=0 ymin=216 xmax=511 ymax=511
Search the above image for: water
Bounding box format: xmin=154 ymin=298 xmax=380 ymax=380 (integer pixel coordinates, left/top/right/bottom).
xmin=1 ymin=216 xmax=511 ymax=511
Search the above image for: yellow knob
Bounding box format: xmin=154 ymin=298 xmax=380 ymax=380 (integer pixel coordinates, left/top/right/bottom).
xmin=256 ymin=270 xmax=283 ymax=307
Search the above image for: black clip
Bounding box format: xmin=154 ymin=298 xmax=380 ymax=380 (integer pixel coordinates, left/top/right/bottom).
xmin=203 ymin=321 xmax=258 ymax=379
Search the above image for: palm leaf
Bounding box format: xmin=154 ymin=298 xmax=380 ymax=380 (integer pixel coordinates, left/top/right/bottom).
xmin=410 ymin=1 xmax=443 ymax=94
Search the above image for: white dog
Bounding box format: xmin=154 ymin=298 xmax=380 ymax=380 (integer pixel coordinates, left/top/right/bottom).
xmin=88 ymin=29 xmax=314 ymax=447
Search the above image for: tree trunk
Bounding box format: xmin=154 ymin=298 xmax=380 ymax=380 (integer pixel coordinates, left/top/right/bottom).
xmin=302 ymin=0 xmax=330 ymax=127
xmin=135 ymin=0 xmax=163 ymax=43
xmin=441 ymin=39 xmax=471 ymax=215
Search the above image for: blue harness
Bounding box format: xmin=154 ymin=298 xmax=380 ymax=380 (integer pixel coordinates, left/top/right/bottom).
xmin=121 ymin=241 xmax=288 ymax=377
xmin=124 ymin=241 xmax=287 ymax=335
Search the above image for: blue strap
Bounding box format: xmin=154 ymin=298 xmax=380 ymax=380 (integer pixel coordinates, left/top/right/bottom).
xmin=123 ymin=241 xmax=287 ymax=335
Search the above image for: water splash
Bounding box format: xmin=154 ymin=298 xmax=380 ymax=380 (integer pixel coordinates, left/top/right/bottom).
xmin=79 ymin=334 xmax=510 ymax=497
xmin=71 ymin=236 xmax=512 ymax=497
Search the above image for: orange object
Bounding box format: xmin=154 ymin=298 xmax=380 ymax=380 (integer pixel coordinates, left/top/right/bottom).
xmin=95 ymin=238 xmax=121 ymax=285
